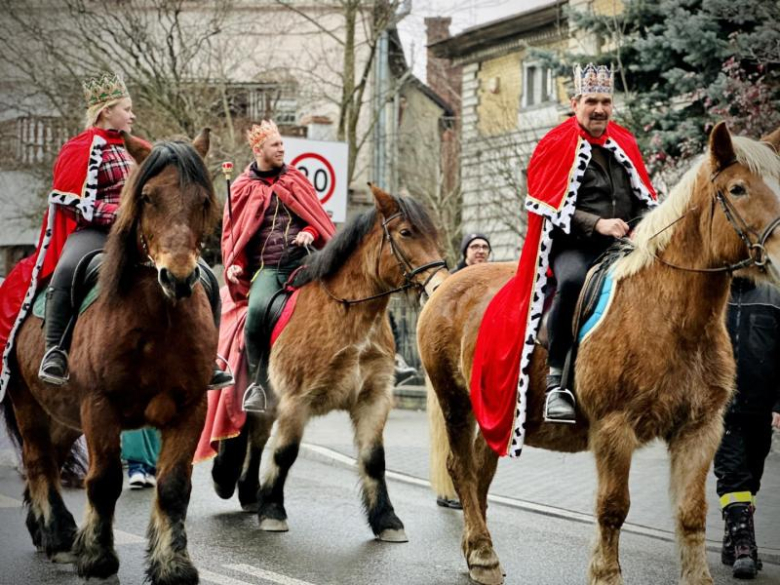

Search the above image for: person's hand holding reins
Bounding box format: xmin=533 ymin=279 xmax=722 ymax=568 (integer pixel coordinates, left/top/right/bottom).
xmin=595 ymin=218 xmax=630 ymax=238
xmin=292 ymin=231 xmax=314 ymax=247
xmin=226 ymin=264 xmax=243 ymax=284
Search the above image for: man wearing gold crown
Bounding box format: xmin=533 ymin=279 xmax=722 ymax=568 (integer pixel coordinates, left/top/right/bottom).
xmin=469 ymin=63 xmax=658 ymax=457
xmin=0 ymin=72 xmax=231 ymax=394
xmin=196 ymin=119 xmax=335 ymax=456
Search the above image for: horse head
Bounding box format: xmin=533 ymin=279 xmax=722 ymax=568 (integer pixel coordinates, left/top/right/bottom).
xmin=369 ymin=184 xmax=448 ymax=298
xmin=103 ymin=129 xmax=220 ymax=301
xmin=705 ymin=122 xmax=780 ymax=283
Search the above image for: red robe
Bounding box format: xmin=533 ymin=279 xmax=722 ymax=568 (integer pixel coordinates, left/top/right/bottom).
xmin=195 ymin=164 xmax=336 ymax=462
xmin=0 ymin=127 xmax=127 ymax=401
xmin=470 ymin=117 xmax=657 ymax=457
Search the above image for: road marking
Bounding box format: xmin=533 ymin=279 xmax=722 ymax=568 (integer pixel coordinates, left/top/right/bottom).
xmin=200 ymin=569 xmax=258 ymax=585
xmin=114 ymin=529 xmax=145 ymax=545
xmin=226 ymin=563 xmax=318 ymax=585
xmin=0 ymin=492 xmax=21 ymax=508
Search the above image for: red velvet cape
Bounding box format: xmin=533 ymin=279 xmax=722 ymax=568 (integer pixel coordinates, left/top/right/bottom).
xmin=470 ymin=117 xmax=656 ymax=456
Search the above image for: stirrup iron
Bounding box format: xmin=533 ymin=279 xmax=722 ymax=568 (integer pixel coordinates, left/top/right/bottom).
xmin=543 ymin=387 xmax=576 ymax=424
xmin=242 ymin=383 xmax=268 ymax=413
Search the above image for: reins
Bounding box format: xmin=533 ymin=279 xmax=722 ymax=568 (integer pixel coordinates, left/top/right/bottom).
xmin=319 ymin=211 xmax=447 ymax=307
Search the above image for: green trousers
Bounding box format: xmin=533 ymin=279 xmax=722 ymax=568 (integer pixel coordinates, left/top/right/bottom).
xmin=244 ymin=262 xmax=301 ymax=380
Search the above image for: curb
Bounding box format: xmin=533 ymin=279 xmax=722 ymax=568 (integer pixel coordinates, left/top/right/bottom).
xmin=299 ymin=442 xmax=780 ymax=567
xmin=392 ymin=384 xmax=426 ymax=410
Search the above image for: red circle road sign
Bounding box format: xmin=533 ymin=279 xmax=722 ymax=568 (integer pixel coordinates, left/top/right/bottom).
xmin=291 ymin=152 xmax=336 ymax=204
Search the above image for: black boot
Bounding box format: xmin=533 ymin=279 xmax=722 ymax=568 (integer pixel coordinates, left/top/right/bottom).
xmin=723 ymin=503 xmax=758 ymax=579
xmin=747 ymin=504 xmax=763 ymax=571
xmin=544 ymin=372 xmax=576 ymax=424
xmin=38 ymin=287 xmax=73 ymax=385
xmin=198 ymin=261 xmax=234 ymax=391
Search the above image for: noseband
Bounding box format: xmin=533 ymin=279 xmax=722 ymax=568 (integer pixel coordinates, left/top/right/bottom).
xmin=320 ymin=211 xmax=448 ymax=307
xmin=655 ymin=159 xmax=780 ymax=274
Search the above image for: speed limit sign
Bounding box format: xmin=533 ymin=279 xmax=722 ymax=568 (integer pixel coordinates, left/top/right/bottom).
xmin=285 ymin=138 xmax=348 ymax=222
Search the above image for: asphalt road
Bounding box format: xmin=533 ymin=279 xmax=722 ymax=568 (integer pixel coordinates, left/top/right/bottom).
xmin=0 ymin=450 xmax=778 ymax=585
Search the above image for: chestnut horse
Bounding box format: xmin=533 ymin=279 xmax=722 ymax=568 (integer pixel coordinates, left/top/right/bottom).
xmin=211 ymin=185 xmax=447 ymax=541
xmin=1 ymin=131 xmax=219 ymax=585
xmin=420 ymin=123 xmax=780 ymax=585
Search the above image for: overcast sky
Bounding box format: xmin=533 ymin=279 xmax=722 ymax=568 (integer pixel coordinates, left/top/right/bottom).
xmin=398 ymin=0 xmax=556 ymax=82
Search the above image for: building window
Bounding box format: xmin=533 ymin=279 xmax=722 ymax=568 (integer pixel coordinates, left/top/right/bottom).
xmin=0 ymin=116 xmax=72 ymax=166
xmin=213 ymin=82 xmax=297 ymax=124
xmin=522 ymin=63 xmax=554 ymax=107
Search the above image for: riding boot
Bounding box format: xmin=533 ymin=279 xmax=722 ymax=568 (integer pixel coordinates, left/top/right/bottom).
xmin=747 ymin=504 xmax=763 ymax=571
xmin=543 ymin=371 xmax=576 ymax=424
xmin=199 ymin=261 xmax=234 ymax=390
xmin=38 ymin=287 xmax=74 ymax=385
xmin=242 ymin=337 xmax=269 ymax=413
xmin=723 ymin=503 xmax=758 ymax=579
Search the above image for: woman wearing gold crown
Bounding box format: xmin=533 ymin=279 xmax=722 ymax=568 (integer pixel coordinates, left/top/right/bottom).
xmin=0 ymin=72 xmax=231 ymax=394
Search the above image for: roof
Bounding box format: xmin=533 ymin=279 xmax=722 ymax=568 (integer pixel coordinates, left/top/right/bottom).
xmin=428 ymin=0 xmax=566 ymax=60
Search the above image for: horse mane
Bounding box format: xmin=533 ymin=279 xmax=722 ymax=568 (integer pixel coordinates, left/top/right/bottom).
xmin=100 ymin=141 xmax=219 ymax=299
xmin=613 ymin=135 xmax=780 ymax=281
xmin=293 ymin=195 xmax=438 ymax=286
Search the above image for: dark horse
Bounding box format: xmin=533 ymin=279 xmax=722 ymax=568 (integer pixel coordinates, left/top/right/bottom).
xmin=2 ymin=131 xmax=220 ymax=585
xmin=420 ymin=123 xmax=780 ymax=584
xmin=211 ymin=185 xmax=447 ymax=541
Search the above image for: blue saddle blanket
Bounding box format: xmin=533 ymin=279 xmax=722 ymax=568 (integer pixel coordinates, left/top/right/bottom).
xmin=577 ymin=268 xmax=617 ymax=343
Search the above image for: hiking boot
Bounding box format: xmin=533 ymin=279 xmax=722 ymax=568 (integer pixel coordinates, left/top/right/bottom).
xmin=208 ymin=367 xmax=234 ymax=390
xmin=436 ymin=496 xmax=462 ymax=510
xmin=544 ymin=373 xmax=576 ymax=424
xmin=724 ymin=503 xmax=758 ymax=579
xmin=38 ymin=347 xmax=70 ymax=385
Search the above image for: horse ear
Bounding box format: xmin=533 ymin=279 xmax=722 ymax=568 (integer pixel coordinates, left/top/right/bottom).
xmin=709 ymin=122 xmax=736 ymax=173
xmin=122 ymin=131 xmax=151 ymax=164
xmin=193 ymin=128 xmax=210 ymax=159
xmin=368 ymin=182 xmax=399 ymax=218
xmin=760 ymin=126 xmax=780 ymax=154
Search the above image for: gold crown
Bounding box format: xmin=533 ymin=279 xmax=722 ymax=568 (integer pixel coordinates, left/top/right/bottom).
xmin=247 ymin=119 xmax=281 ymax=150
xmin=573 ymin=63 xmax=613 ymax=96
xmin=82 ymin=72 xmax=129 ymax=107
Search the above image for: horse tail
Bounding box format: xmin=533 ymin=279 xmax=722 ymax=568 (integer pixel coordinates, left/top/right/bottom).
xmin=427 ymin=376 xmax=457 ymax=499
xmin=1 ymin=392 xmax=22 ymax=455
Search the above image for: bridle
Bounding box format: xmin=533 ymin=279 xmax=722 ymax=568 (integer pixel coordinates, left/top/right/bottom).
xmin=654 ymin=159 xmax=780 ymax=274
xmin=320 ymin=211 xmax=447 ymax=307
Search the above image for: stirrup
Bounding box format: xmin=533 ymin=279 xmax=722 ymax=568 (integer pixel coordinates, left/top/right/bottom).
xmin=38 ymin=347 xmax=70 ymax=386
xmin=543 ymin=387 xmax=576 ymax=424
xmin=242 ymin=383 xmax=268 ymax=413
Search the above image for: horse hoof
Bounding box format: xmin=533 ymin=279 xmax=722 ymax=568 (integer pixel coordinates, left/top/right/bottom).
xmin=376 ymin=528 xmax=408 ymax=543
xmin=469 ymin=565 xmax=504 ymax=585
xmin=241 ymin=502 xmax=259 ymax=513
xmin=51 ymin=551 xmax=76 ymax=564
xmin=212 ymin=480 xmax=236 ymax=500
xmin=259 ymin=518 xmax=289 ymax=532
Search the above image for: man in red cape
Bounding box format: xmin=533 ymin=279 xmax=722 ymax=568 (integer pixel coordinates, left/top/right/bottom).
xmin=195 ymin=120 xmax=336 ymax=462
xmin=0 ymin=126 xmax=129 ymax=400
xmin=470 ymin=64 xmax=657 ymax=457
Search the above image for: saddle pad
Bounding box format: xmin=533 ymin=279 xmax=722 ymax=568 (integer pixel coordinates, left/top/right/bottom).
xmin=577 ymin=268 xmax=616 ymax=343
xmin=270 ymin=289 xmax=300 ymax=346
xmin=32 ymin=285 xmax=100 ymax=319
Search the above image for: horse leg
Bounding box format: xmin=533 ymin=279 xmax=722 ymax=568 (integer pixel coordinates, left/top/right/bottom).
xmin=237 ymin=410 xmax=275 ymax=512
xmin=349 ymin=389 xmax=406 ymax=542
xmin=473 ymin=432 xmax=499 ymax=519
xmin=145 ymin=405 xmax=204 ymax=585
xmin=667 ymin=419 xmax=721 ymax=585
xmin=7 ymin=384 xmax=78 ymax=561
xmin=72 ymin=400 xmax=122 ymax=579
xmin=588 ymin=414 xmax=637 ymax=585
xmin=256 ymin=398 xmax=307 ymax=532
xmin=211 ymin=425 xmax=247 ymax=500
xmin=440 ymin=391 xmax=502 ymax=585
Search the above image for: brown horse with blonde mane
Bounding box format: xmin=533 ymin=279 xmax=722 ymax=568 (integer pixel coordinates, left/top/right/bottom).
xmin=420 ymin=123 xmax=780 ymax=585
xmin=1 ymin=131 xmax=219 ymax=585
xmin=211 ymin=185 xmax=447 ymax=541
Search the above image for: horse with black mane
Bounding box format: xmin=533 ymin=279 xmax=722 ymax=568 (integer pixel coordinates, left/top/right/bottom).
xmin=2 ymin=131 xmax=219 ymax=585
xmin=210 ymin=184 xmax=447 ymax=541
xmin=421 ymin=123 xmax=780 ymax=585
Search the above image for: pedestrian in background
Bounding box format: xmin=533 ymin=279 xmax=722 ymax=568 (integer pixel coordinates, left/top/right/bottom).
xmin=715 ymin=276 xmax=780 ymax=579
xmin=122 ymin=428 xmax=160 ymax=489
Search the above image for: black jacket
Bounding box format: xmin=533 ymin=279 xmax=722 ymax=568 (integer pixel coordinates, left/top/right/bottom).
xmin=726 ymin=277 xmax=780 ymax=417
xmin=553 ymin=146 xmax=647 ymax=252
